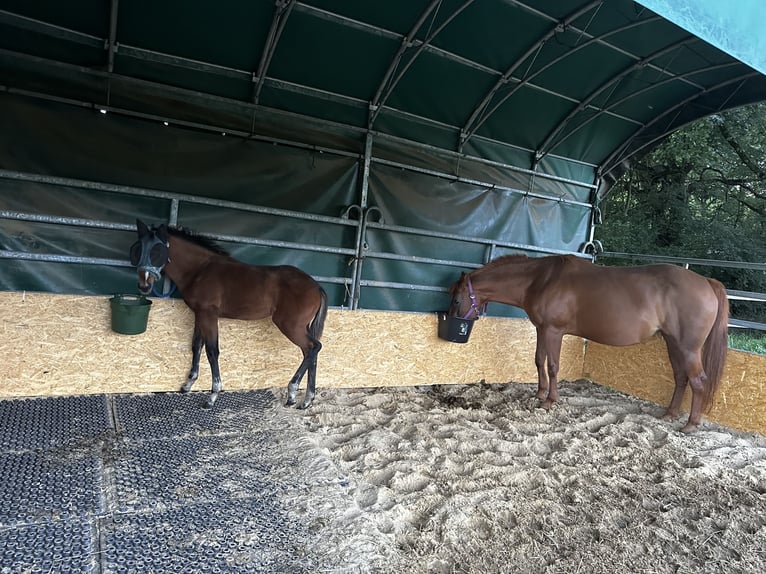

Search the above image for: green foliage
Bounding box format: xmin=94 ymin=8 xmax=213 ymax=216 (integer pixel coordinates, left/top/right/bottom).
xmin=597 ymin=102 xmax=766 ymax=324
xmin=729 ymin=331 xmax=766 ymax=355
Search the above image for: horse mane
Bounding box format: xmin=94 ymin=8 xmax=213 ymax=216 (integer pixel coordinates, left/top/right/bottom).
xmin=474 ymin=254 xmax=571 ymax=288
xmin=473 ymin=254 xmax=531 ymax=275
xmin=164 ymin=226 xmax=230 ymax=256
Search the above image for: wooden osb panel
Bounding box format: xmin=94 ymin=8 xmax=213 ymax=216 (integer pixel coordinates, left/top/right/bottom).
xmin=0 ymin=292 xmax=582 ymax=398
xmin=583 ymin=334 xmax=766 ymax=435
xmin=1 ymin=292 xmax=193 ymax=397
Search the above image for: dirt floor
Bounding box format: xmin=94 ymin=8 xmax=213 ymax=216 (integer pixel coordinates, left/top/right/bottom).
xmin=287 ymin=380 xmax=766 ymax=574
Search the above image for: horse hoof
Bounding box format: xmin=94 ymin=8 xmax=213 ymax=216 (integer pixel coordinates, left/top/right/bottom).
xmin=203 ymin=395 xmax=218 ymax=409
xmin=680 ymin=423 xmax=698 ymax=434
xmin=297 ymin=401 xmax=313 ymax=410
xmin=285 ymin=398 xmax=296 ymax=407
xmin=538 ymin=399 xmax=554 ymax=410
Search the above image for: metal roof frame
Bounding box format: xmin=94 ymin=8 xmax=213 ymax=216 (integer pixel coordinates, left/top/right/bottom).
xmin=369 ymin=0 xmax=475 ymax=129
xmin=0 ymin=0 xmax=764 ymax=201
xmin=534 ymin=35 xmax=699 ymax=166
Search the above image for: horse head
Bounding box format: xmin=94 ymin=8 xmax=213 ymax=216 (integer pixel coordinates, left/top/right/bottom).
xmin=449 ymin=272 xmax=482 ymax=320
xmin=131 ymin=219 xmax=170 ymax=295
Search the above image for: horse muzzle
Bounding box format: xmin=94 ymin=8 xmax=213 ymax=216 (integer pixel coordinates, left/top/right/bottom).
xmin=137 ymin=267 xmax=162 ymax=295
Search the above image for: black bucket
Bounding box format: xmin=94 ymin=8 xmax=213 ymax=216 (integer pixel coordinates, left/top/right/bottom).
xmin=110 ymin=294 xmax=152 ymax=335
xmin=437 ymin=312 xmax=476 ymax=343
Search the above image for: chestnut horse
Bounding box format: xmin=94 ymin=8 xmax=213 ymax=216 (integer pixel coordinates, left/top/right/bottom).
xmin=131 ymin=220 xmax=327 ymax=409
xmin=449 ymin=254 xmax=729 ymax=433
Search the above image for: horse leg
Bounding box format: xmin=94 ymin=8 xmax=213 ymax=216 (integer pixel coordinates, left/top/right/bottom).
xmin=662 ymin=337 xmax=707 ymax=433
xmin=203 ymin=336 xmax=222 ymax=408
xmin=660 ymin=338 xmax=688 ymax=422
xmin=181 ymin=326 xmax=204 ymax=393
xmin=534 ymin=328 xmax=549 ymax=401
xmin=539 ymin=329 xmax=564 ymax=410
xmin=286 ymin=350 xmax=311 ymax=407
xmin=298 ymin=339 xmax=322 ymax=410
xmin=683 ymin=369 xmax=708 ymax=433
xmin=275 ymin=306 xmax=323 ymax=408
xmin=193 ymin=310 xmax=222 ymax=409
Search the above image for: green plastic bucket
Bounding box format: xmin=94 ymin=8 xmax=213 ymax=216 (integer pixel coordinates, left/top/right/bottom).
xmin=109 ymin=294 xmax=152 ymax=335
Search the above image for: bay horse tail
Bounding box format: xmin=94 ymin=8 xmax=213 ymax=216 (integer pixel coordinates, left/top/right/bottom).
xmin=702 ymin=278 xmax=729 ymax=412
xmin=309 ymin=286 xmax=328 ymax=343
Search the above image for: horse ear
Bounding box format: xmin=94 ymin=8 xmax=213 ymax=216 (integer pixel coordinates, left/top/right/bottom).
xmin=136 ymin=219 xmax=150 ymax=237
xmin=156 ymin=224 xmax=169 ymax=243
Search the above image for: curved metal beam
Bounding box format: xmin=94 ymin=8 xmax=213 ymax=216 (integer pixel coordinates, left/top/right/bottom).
xmin=548 ymin=61 xmax=743 ymax=156
xmin=600 ymin=72 xmax=760 ymax=183
xmin=104 ymin=0 xmax=120 ymax=106
xmin=460 ymin=12 xmax=662 ymax=150
xmin=367 ymin=0 xmax=442 ymax=127
xmin=253 ymin=0 xmax=296 ymax=106
xmin=368 ymin=0 xmax=475 ymax=129
xmin=534 ymin=35 xmax=698 ymax=166
xmin=459 ymin=0 xmax=604 ymax=150
xmin=106 ymin=0 xmax=119 ymax=74
xmin=0 ymin=9 xmax=102 ymax=47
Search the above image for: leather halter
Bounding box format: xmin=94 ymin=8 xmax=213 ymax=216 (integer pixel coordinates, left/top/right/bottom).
xmin=461 ymin=275 xmax=483 ymax=319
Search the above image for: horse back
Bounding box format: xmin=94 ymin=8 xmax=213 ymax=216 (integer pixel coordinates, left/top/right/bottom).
xmin=183 ymin=257 xmax=322 ymax=321
xmin=530 ymin=258 xmax=720 ymax=345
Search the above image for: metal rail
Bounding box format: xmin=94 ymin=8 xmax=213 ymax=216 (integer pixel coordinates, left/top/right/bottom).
xmin=1 ymin=170 xmax=585 ymax=310
xmin=601 ymin=251 xmax=766 ymax=272
xmin=5 ymin=167 xmax=762 ymax=332
xmin=6 ymin=167 xmax=760 ymax=326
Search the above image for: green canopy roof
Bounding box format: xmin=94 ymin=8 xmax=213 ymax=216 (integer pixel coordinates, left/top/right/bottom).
xmin=1 ymin=0 xmax=764 ymax=199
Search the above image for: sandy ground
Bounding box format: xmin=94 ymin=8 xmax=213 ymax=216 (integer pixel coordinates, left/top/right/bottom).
xmin=278 ymin=380 xmax=766 ymax=574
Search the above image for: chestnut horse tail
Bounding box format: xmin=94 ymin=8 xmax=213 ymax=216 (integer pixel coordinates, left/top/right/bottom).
xmin=309 ymin=286 xmax=328 ymax=343
xmin=702 ymin=278 xmax=729 ymax=412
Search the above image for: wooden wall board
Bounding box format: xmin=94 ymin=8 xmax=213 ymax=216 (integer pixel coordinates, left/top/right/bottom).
xmin=4 ymin=292 xmax=763 ymax=435
xmin=0 ymin=292 xmax=582 ymax=398
xmin=583 ymin=335 xmax=766 ymax=435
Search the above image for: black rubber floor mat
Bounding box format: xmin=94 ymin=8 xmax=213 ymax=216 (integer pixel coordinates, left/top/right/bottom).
xmin=101 ymin=497 xmax=316 ymax=573
xmin=0 ymin=449 xmax=105 ymax=526
xmin=0 ymin=519 xmax=97 ymax=573
xmin=0 ymin=390 xmax=344 ymax=573
xmin=0 ymin=394 xmax=111 ymax=452
xmin=111 ymin=433 xmax=299 ymax=512
xmin=114 ymin=390 xmax=275 ymax=440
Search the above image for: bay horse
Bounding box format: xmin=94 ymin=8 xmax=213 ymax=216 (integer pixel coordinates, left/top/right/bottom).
xmin=130 ymin=219 xmax=327 ymax=409
xmin=448 ymin=254 xmax=729 ymax=433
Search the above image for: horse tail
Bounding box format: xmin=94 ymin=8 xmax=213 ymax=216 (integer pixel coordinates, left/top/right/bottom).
xmin=702 ymin=278 xmax=729 ymax=412
xmin=309 ymin=286 xmax=328 ymax=343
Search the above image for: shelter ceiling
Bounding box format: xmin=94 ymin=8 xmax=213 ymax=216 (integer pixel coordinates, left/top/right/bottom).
xmin=1 ymin=0 xmax=764 ymax=198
